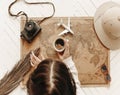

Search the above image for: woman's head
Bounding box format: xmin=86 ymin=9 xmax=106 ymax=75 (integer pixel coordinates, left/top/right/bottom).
xmin=27 ymin=59 xmax=76 ymax=95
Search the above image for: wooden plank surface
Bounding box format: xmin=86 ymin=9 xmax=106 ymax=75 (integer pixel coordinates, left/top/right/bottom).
xmin=0 ymin=0 xmax=120 ymax=95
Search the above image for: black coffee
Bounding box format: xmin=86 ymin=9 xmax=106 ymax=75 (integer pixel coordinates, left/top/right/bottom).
xmin=55 ymin=38 xmax=64 ymax=50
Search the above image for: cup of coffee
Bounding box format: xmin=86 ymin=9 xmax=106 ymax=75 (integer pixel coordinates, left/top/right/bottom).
xmin=53 ymin=37 xmax=65 ymax=53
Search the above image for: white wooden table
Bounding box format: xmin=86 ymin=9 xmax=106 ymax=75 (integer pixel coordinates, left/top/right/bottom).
xmin=0 ymin=0 xmax=120 ymax=95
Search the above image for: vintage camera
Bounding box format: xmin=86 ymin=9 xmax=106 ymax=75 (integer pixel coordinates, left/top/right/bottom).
xmin=21 ymin=20 xmax=41 ymax=43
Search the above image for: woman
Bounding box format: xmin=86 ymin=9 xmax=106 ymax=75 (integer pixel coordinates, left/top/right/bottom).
xmin=27 ymin=42 xmax=84 ymax=95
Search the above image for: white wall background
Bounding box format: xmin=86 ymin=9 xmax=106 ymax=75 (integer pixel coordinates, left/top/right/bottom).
xmin=0 ymin=0 xmax=120 ymax=95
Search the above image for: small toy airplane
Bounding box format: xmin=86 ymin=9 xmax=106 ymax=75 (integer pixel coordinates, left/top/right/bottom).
xmin=57 ymin=18 xmax=74 ymax=36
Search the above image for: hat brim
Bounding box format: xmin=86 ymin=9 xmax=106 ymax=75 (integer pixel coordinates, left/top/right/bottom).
xmin=94 ymin=2 xmax=120 ymax=50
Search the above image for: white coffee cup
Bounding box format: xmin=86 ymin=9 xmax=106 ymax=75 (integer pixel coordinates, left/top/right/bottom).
xmin=53 ymin=37 xmax=65 ymax=52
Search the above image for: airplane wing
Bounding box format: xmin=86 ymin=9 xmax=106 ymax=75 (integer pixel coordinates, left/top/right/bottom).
xmin=61 ymin=24 xmax=74 ymax=34
xmin=58 ymin=18 xmax=74 ymax=36
xmin=58 ymin=29 xmax=69 ymax=36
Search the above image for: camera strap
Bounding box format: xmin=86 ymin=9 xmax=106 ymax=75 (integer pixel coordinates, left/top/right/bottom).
xmin=8 ymin=0 xmax=55 ymax=24
xmin=8 ymin=0 xmax=55 ymax=43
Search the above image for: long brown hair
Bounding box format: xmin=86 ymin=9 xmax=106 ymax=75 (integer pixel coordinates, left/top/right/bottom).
xmin=27 ymin=58 xmax=76 ymax=95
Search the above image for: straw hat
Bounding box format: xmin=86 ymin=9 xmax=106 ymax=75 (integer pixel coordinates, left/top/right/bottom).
xmin=94 ymin=2 xmax=120 ymax=50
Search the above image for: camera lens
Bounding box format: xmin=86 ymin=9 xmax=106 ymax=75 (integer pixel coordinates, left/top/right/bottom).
xmin=25 ymin=21 xmax=35 ymax=32
xmin=25 ymin=21 xmax=38 ymax=36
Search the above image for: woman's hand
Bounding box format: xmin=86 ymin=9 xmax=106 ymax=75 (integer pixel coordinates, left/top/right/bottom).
xmin=30 ymin=51 xmax=44 ymax=67
xmin=57 ymin=39 xmax=70 ymax=60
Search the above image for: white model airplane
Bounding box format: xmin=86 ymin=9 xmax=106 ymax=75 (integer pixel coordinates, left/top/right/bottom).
xmin=57 ymin=18 xmax=74 ymax=36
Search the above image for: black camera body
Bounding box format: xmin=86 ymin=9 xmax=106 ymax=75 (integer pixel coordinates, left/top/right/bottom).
xmin=21 ymin=20 xmax=41 ymax=43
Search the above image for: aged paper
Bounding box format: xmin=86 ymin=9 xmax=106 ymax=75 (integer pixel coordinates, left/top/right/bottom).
xmin=21 ymin=17 xmax=109 ymax=85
